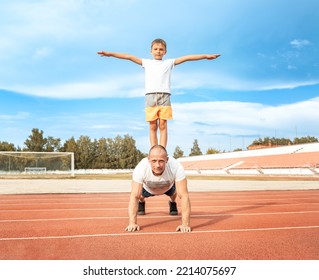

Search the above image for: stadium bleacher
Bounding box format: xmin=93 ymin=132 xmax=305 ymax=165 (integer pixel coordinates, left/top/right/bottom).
xmin=178 ymin=143 xmax=319 ymax=176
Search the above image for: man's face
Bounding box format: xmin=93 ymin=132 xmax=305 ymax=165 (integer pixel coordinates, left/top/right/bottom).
xmin=151 ymin=43 xmax=166 ymax=60
xmin=148 ymin=149 xmax=168 ymax=176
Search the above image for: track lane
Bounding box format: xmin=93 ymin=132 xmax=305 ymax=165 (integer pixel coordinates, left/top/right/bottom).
xmin=1 ymin=190 xmax=319 ymax=259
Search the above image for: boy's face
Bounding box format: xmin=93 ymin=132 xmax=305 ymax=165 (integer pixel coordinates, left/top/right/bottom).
xmin=151 ymin=43 xmax=166 ymax=60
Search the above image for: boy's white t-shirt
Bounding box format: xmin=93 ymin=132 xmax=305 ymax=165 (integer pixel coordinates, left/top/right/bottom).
xmin=132 ymin=157 xmax=185 ymax=195
xmin=142 ymin=59 xmax=175 ymax=94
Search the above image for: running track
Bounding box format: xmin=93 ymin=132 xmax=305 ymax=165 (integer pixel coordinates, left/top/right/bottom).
xmin=0 ymin=189 xmax=319 ymax=260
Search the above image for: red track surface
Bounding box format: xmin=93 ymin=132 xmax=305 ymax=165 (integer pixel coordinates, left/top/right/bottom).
xmin=1 ymin=189 xmax=319 ymax=260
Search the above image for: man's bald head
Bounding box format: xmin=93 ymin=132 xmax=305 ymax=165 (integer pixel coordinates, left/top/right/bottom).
xmin=148 ymin=145 xmax=168 ymax=157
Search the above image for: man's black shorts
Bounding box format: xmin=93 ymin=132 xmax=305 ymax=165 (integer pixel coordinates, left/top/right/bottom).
xmin=142 ymin=183 xmax=176 ymax=197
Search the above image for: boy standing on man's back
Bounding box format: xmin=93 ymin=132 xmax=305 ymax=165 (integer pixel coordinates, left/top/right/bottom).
xmin=98 ymin=38 xmax=220 ymax=148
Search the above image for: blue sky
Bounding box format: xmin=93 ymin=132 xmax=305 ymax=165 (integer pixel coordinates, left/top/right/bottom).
xmin=1 ymin=0 xmax=319 ymax=155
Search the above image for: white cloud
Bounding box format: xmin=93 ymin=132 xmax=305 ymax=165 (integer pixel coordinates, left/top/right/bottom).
xmin=0 ymin=112 xmax=30 ymax=121
xmin=287 ymin=65 xmax=297 ymax=70
xmin=167 ymin=97 xmax=319 ymax=153
xmin=5 ymin=69 xmax=319 ymax=100
xmin=32 ymin=46 xmax=54 ymax=59
xmin=0 ymin=0 xmax=117 ymax=60
xmin=89 ymin=124 xmax=112 ymax=129
xmin=174 ymin=71 xmax=319 ymax=92
xmin=290 ymin=39 xmax=311 ymax=49
xmin=256 ymin=80 xmax=319 ymax=90
xmin=8 ymin=73 xmax=145 ymax=99
xmin=174 ymin=97 xmax=319 ymax=131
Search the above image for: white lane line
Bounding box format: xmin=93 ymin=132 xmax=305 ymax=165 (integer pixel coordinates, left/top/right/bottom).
xmin=1 ymin=225 xmax=319 ymax=241
xmin=1 ymin=210 xmax=319 ymax=223
xmin=0 ymin=198 xmax=129 ymax=204
xmin=1 ymin=202 xmax=319 ymax=212
xmin=1 ymin=195 xmax=318 ymax=205
xmin=0 ymin=201 xmax=128 ymax=206
xmin=0 ymin=208 xmax=129 ymax=212
xmin=1 ymin=189 xmax=318 ymax=201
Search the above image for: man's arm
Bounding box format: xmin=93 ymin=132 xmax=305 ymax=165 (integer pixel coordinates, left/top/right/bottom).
xmin=175 ymin=178 xmax=191 ymax=232
xmin=125 ymin=180 xmax=143 ymax=232
xmin=174 ymin=54 xmax=221 ymax=65
xmin=97 ymin=51 xmax=142 ymax=65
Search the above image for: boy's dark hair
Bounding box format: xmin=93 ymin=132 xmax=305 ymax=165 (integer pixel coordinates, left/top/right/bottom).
xmin=151 ymin=38 xmax=167 ymax=50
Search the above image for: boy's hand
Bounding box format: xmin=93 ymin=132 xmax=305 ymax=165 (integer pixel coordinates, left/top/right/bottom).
xmin=207 ymin=54 xmax=221 ymax=60
xmin=97 ymin=51 xmax=109 ymax=57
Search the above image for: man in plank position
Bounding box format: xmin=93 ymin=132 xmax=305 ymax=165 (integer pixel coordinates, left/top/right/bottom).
xmin=125 ymin=145 xmax=191 ymax=233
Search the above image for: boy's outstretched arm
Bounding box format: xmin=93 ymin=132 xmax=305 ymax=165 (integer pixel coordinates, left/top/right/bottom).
xmin=97 ymin=51 xmax=142 ymax=65
xmin=175 ymin=54 xmax=221 ymax=65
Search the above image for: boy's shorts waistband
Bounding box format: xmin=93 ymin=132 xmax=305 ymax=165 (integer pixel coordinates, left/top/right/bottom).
xmin=146 ymin=92 xmax=171 ymax=95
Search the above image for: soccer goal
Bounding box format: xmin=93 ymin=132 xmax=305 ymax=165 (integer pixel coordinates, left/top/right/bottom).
xmin=25 ymin=167 xmax=47 ymax=175
xmin=0 ymin=152 xmax=75 ymax=177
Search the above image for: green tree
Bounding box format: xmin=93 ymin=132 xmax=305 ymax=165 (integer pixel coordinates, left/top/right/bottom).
xmin=272 ymin=137 xmax=292 ymax=145
xmin=61 ymin=136 xmax=80 ymax=169
xmin=18 ymin=129 xmax=147 ymax=169
xmin=293 ymin=136 xmax=318 ymax=144
xmin=206 ymin=148 xmax=220 ymax=154
xmin=105 ymin=135 xmax=144 ymax=169
xmin=189 ymin=139 xmax=202 ymax=156
xmin=61 ymin=137 xmax=77 ymax=153
xmin=173 ymin=146 xmax=184 ymax=159
xmin=119 ymin=135 xmax=144 ymax=168
xmin=91 ymin=138 xmax=110 ymax=169
xmin=24 ymin=128 xmax=47 ymax=151
xmin=0 ymin=141 xmax=16 ymax=151
xmin=76 ymin=135 xmax=95 ymax=169
xmin=251 ymin=137 xmax=292 ymax=146
xmin=44 ymin=136 xmax=61 ymax=152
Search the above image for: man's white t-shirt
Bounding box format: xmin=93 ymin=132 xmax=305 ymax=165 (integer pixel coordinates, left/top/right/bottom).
xmin=142 ymin=59 xmax=175 ymax=94
xmin=132 ymin=157 xmax=185 ymax=195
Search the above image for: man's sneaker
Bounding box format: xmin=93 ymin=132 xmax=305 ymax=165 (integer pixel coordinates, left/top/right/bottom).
xmin=169 ymin=201 xmax=178 ymax=215
xmin=138 ymin=201 xmax=145 ymax=215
